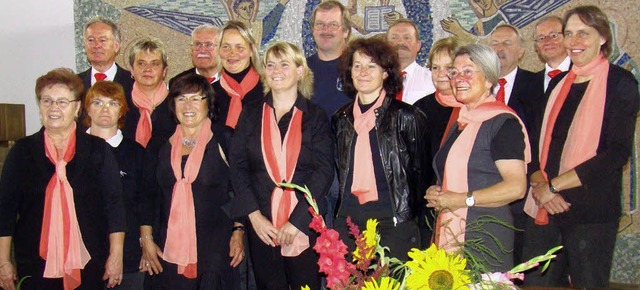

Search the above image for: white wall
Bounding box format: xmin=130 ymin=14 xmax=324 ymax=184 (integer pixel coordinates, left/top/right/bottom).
xmin=0 ymin=1 xmax=76 ymax=135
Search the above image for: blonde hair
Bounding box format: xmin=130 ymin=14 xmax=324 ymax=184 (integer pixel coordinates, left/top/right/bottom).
xmin=262 ymin=42 xmax=314 ymax=99
xmin=220 ymin=21 xmax=263 ymax=74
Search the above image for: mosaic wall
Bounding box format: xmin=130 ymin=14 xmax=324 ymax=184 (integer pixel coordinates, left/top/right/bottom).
xmin=74 ymin=0 xmax=640 ymax=284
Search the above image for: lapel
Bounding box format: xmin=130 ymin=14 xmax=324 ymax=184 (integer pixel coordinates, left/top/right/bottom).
xmin=78 ymin=68 xmax=91 ymax=93
xmin=507 ymin=68 xmax=527 ymax=119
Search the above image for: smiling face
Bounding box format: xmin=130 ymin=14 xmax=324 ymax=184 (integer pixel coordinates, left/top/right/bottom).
xmin=430 ymin=51 xmax=454 ymax=94
xmin=84 ymin=22 xmax=120 ymax=70
xmin=535 ymin=18 xmax=566 ymax=65
xmin=450 ymin=54 xmax=492 ymax=108
xmin=39 ymin=84 xmax=81 ymax=134
xmin=219 ymin=29 xmax=252 ymax=74
xmin=265 ymin=53 xmax=303 ymax=95
xmin=386 ymin=22 xmax=421 ymax=67
xmin=351 ymin=51 xmax=387 ymax=99
xmin=175 ymin=92 xmax=209 ymax=128
xmin=564 ymin=15 xmax=605 ymax=67
xmin=312 ymin=7 xmax=349 ymax=57
xmin=191 ymin=29 xmax=219 ymax=73
xmin=87 ymin=96 xmax=121 ymax=130
xmin=132 ymin=50 xmax=167 ymax=89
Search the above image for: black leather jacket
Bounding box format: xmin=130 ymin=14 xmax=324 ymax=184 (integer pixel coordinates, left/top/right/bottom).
xmin=331 ymin=96 xmax=428 ymax=224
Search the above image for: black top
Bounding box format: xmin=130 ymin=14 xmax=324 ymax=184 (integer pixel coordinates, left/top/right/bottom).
xmin=0 ymin=128 xmax=125 ymax=281
xmin=413 ymin=92 xmax=454 ymax=184
xmin=122 ymin=92 xmax=176 ymax=146
xmin=228 ymin=94 xmax=334 ymax=235
xmin=110 ymin=137 xmax=145 ymax=274
xmin=306 ymin=53 xmax=352 ymax=119
xmin=213 ymin=66 xmax=265 ymax=130
xmin=539 ymin=65 xmax=639 ymax=224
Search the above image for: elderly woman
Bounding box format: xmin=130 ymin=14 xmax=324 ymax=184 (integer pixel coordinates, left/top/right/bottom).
xmin=140 ymin=74 xmax=244 ymax=290
xmin=333 ymin=37 xmax=428 ymax=259
xmin=523 ymin=6 xmax=639 ymax=288
xmin=425 ymin=44 xmax=530 ymax=272
xmin=214 ymin=21 xmax=264 ymax=130
xmin=0 ymin=68 xmax=125 ymax=290
xmin=229 ymin=42 xmax=333 ymax=290
xmin=124 ymin=38 xmax=175 ymax=147
xmin=83 ymin=81 xmax=145 ymax=290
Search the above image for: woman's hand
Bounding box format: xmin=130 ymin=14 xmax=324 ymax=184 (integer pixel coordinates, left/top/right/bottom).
xmin=229 ymin=230 xmax=245 ymax=267
xmin=140 ymin=238 xmax=163 ymax=275
xmin=0 ymin=261 xmax=16 ymax=290
xmin=276 ymin=222 xmax=301 ymax=246
xmin=425 ymin=185 xmax=464 ymax=211
xmin=103 ymin=253 xmax=123 ymax=288
xmin=248 ymin=211 xmax=278 ymax=247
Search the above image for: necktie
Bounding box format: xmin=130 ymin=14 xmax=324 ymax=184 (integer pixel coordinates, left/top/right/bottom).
xmin=206 ymin=77 xmax=217 ymax=83
xmin=547 ymin=69 xmax=562 ymax=79
xmin=94 ymin=73 xmax=107 ymax=82
xmin=395 ymin=71 xmax=407 ymax=101
xmin=495 ymin=78 xmax=507 ymax=104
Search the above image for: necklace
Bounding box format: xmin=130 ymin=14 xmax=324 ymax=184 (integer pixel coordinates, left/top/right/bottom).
xmin=182 ymin=137 xmax=197 ymax=148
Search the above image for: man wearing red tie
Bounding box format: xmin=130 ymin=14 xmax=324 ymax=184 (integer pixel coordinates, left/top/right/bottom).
xmin=386 ymin=19 xmax=435 ymax=105
xmin=534 ymin=16 xmax=571 ymax=93
xmin=489 ymin=24 xmax=543 ymax=267
xmin=169 ymin=25 xmax=221 ymax=87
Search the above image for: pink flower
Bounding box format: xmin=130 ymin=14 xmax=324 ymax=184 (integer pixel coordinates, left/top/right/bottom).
xmin=314 ymin=229 xmax=347 ymax=255
xmin=308 ymin=207 xmax=326 ymax=233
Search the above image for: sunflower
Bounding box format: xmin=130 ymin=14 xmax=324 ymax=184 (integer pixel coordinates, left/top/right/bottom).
xmin=353 ymin=219 xmax=379 ymax=260
xmin=361 ymin=277 xmax=400 ymax=290
xmin=405 ymin=244 xmax=471 ymax=290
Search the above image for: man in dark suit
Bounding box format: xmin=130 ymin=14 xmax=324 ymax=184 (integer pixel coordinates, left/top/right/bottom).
xmin=490 ymin=24 xmax=544 ymax=267
xmin=77 ymin=17 xmax=133 ymax=98
xmin=169 ymin=25 xmax=221 ymax=88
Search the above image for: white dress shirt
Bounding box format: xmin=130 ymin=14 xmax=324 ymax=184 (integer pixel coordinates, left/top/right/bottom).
xmin=402 ymin=61 xmax=436 ymax=105
xmin=543 ymin=56 xmax=571 ymax=92
xmin=493 ymin=67 xmax=518 ymax=105
xmin=90 ymin=62 xmax=118 ymax=85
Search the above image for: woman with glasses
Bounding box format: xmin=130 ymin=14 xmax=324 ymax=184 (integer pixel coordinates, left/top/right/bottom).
xmin=83 ymin=81 xmax=146 ymax=290
xmin=229 ymin=42 xmax=333 ymax=290
xmin=140 ymin=74 xmax=244 ymax=290
xmin=0 ymin=68 xmax=126 ymax=290
xmin=332 ymin=37 xmax=428 ymax=260
xmin=214 ymin=21 xmax=264 ymax=131
xmin=425 ymin=44 xmax=530 ymax=272
xmin=125 ymin=38 xmax=175 ymax=148
xmin=523 ymin=6 xmax=639 ymax=288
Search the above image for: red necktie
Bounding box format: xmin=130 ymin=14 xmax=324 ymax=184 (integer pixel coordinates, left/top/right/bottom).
xmin=547 ymin=69 xmax=562 ymax=79
xmin=94 ymin=73 xmax=107 ymax=82
xmin=495 ymin=78 xmax=507 ymax=104
xmin=395 ymin=71 xmax=407 ymax=101
xmin=206 ymin=77 xmax=216 ymax=83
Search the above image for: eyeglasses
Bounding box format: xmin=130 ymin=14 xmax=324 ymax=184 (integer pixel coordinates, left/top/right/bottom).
xmin=90 ymin=99 xmax=121 ymax=108
xmin=192 ymin=42 xmax=217 ymax=50
xmin=447 ymin=69 xmax=481 ymax=80
xmin=534 ymin=32 xmax=562 ymax=43
xmin=313 ymin=22 xmax=341 ymax=31
xmin=175 ymin=95 xmax=207 ymax=104
xmin=40 ymin=98 xmax=79 ymax=108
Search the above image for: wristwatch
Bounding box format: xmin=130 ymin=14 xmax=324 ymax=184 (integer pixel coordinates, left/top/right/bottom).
xmin=465 ymin=190 xmax=475 ymax=207
xmin=548 ymin=179 xmax=559 ymax=193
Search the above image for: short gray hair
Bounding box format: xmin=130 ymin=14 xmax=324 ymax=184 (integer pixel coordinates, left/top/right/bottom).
xmin=191 ymin=24 xmax=221 ymax=43
xmin=493 ymin=23 xmax=525 ymax=47
xmin=84 ymin=16 xmax=121 ymax=43
xmin=128 ymin=38 xmax=168 ymax=68
xmin=534 ymin=15 xmax=564 ymax=31
xmin=454 ymin=44 xmax=501 ymax=91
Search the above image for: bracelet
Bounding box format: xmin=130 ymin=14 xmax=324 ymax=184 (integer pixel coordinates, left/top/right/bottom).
xmin=139 ymin=235 xmax=153 ymax=247
xmin=232 ymin=225 xmax=245 ymax=232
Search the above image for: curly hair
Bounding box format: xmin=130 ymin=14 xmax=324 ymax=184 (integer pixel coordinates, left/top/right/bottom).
xmin=338 ymin=37 xmax=402 ymax=98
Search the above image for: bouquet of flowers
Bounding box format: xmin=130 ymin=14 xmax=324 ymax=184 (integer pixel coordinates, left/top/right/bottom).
xmin=283 ymin=183 xmax=561 ymax=290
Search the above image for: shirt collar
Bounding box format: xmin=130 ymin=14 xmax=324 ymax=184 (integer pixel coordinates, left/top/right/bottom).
xmin=195 ymin=68 xmax=220 ymax=83
xmin=402 ymin=61 xmax=420 ymax=74
xmin=91 ymin=62 xmax=118 ymax=84
xmin=85 ymin=128 xmax=123 ymax=147
xmin=265 ymin=92 xmax=308 ymax=113
xmin=545 ymin=56 xmax=571 ymax=73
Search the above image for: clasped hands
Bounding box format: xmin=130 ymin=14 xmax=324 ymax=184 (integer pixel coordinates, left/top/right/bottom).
xmin=424 ymin=185 xmax=465 ymax=212
xmin=248 ymin=211 xmax=301 ymax=247
xmin=530 ymin=172 xmax=571 ymax=215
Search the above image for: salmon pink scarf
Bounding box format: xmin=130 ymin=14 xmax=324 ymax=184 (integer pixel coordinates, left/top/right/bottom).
xmin=162 ymin=118 xmax=213 ymax=278
xmin=435 ymin=99 xmax=531 ymax=252
xmin=435 ymin=90 xmax=463 ymax=147
xmin=132 ymin=82 xmax=169 ymax=148
xmin=220 ymin=67 xmax=260 ymax=129
xmin=260 ymin=103 xmax=309 ymax=256
xmin=524 ymin=56 xmax=609 ymax=225
xmin=351 ymin=91 xmax=387 ymax=204
xmin=41 ymin=124 xmax=91 ymax=290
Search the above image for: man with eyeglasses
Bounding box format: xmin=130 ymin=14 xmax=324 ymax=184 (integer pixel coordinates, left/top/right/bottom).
xmin=386 ymin=19 xmax=435 ymax=104
xmin=533 ymin=15 xmax=571 ymax=92
xmin=489 ymin=23 xmax=543 ymax=267
xmin=169 ymin=25 xmax=221 ymax=87
xmin=306 ymin=1 xmax=351 ymax=229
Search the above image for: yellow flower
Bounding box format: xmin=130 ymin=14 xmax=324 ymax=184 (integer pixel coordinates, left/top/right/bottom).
xmin=353 ymin=219 xmax=379 ymax=260
xmin=405 ymin=244 xmax=471 ymax=290
xmin=362 ymin=277 xmax=400 ymax=290
xmin=300 ymin=286 xmax=311 ymax=290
